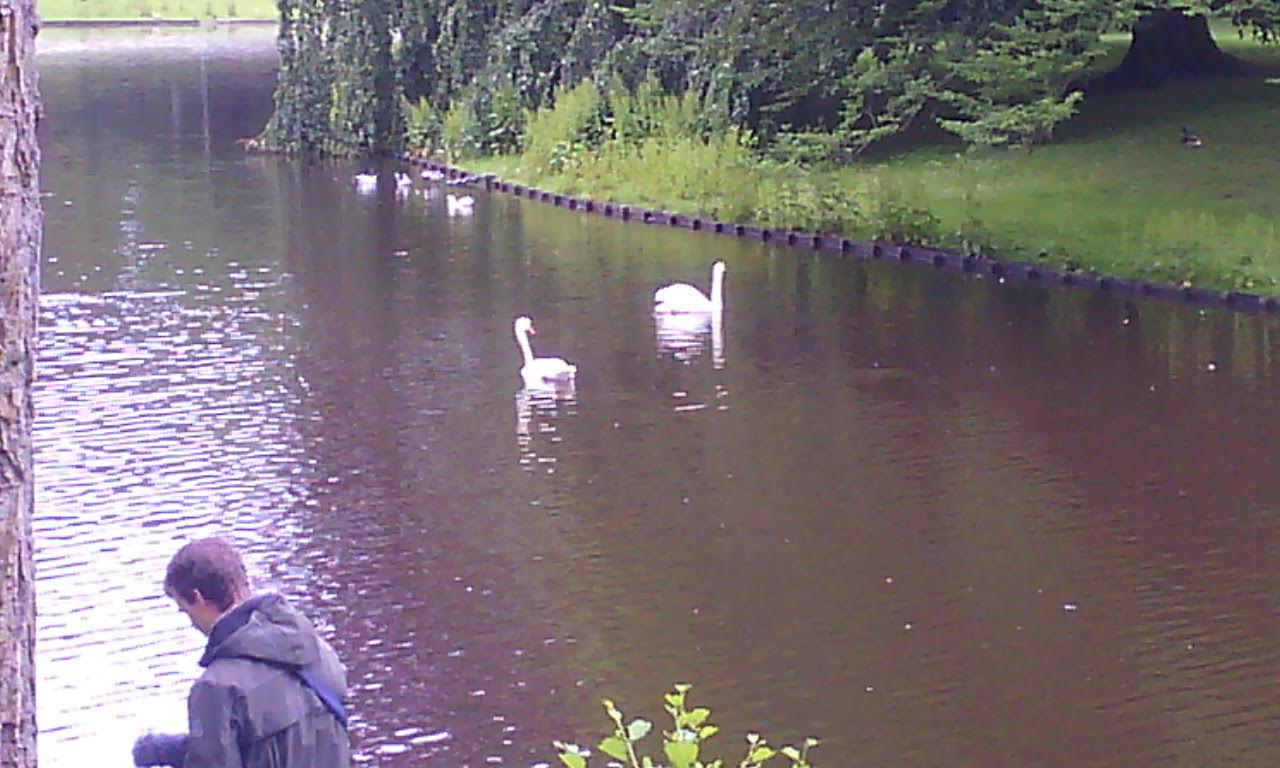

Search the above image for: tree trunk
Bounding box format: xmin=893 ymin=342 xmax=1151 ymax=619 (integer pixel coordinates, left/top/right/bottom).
xmin=1104 ymin=10 xmax=1251 ymax=89
xmin=0 ymin=0 xmax=41 ymax=765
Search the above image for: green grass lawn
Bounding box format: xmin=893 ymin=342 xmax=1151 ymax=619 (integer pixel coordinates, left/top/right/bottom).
xmin=41 ymin=0 xmax=276 ymax=20
xmin=858 ymin=27 xmax=1280 ymax=290
xmin=470 ymin=25 xmax=1280 ymax=294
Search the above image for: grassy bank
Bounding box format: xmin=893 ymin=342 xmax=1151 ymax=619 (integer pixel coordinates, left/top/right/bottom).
xmin=465 ymin=27 xmax=1280 ymax=295
xmin=41 ymin=0 xmax=275 ymax=20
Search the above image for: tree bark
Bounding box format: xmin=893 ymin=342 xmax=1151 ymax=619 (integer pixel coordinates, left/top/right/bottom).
xmin=1104 ymin=10 xmax=1251 ymax=89
xmin=0 ymin=0 xmax=41 ymax=766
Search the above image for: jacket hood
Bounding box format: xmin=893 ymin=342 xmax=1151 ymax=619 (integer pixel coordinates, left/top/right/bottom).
xmin=200 ymin=593 xmax=320 ymax=669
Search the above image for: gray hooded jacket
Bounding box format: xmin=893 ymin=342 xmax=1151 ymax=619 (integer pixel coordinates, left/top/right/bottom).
xmin=185 ymin=593 xmax=350 ymax=768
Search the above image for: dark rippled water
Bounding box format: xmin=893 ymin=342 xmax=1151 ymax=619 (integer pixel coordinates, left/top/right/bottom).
xmin=35 ymin=26 xmax=1280 ymax=768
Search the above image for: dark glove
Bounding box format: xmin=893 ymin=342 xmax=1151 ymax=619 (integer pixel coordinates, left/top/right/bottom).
xmin=132 ymin=732 xmax=189 ymax=767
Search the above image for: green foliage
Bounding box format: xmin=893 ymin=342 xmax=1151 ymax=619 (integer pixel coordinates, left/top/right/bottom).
xmin=835 ymin=0 xmax=951 ymax=154
xmin=752 ymin=172 xmax=865 ymax=235
xmin=500 ymin=81 xmax=947 ymax=242
xmin=1222 ymin=0 xmax=1280 ymax=42
xmin=440 ymin=92 xmax=480 ymax=161
xmin=253 ymin=0 xmax=401 ymax=156
xmin=1129 ymin=211 xmax=1280 ymax=291
xmin=554 ymin=685 xmax=819 ymax=768
xmin=764 ymin=131 xmax=850 ymax=167
xmin=936 ymin=0 xmax=1113 ymax=146
xmin=260 ymin=0 xmax=1279 ymax=156
xmin=402 ymin=96 xmax=442 ymax=157
xmin=522 ymin=80 xmax=607 ymax=172
xmin=251 ymin=0 xmax=334 ymax=154
xmin=469 ymin=31 xmax=1280 ymax=295
xmin=39 ymin=0 xmax=275 ymax=19
xmin=413 ymin=76 xmax=526 ymax=160
xmin=859 ymin=177 xmax=944 ymax=244
xmin=606 ymin=76 xmax=727 ymax=146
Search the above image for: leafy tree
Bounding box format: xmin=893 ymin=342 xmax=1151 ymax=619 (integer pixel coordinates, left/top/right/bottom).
xmin=936 ymin=0 xmax=1114 ymax=147
xmin=256 ymin=0 xmax=1279 ymax=155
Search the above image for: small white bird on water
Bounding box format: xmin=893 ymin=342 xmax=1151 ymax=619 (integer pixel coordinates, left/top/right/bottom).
xmin=352 ymin=172 xmax=378 ymax=194
xmin=654 ymin=261 xmax=726 ymax=314
xmin=513 ymin=316 xmax=576 ymax=388
xmin=446 ymin=194 xmax=475 ymax=217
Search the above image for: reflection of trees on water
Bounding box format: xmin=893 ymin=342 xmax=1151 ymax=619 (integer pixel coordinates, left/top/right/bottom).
xmin=39 ymin=34 xmax=279 ymax=297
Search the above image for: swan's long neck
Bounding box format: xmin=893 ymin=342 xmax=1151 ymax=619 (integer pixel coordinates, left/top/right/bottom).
xmin=516 ymin=326 xmax=535 ymax=366
xmin=710 ymin=268 xmax=725 ymax=310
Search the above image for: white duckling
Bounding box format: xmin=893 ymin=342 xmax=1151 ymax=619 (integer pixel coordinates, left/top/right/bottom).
xmin=394 ymin=171 xmax=413 ymax=195
xmin=446 ymin=194 xmax=475 ymax=217
xmin=352 ymin=172 xmax=378 ymax=194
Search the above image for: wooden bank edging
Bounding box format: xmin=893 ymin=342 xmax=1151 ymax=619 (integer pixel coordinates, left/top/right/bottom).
xmin=404 ymin=154 xmax=1280 ymax=316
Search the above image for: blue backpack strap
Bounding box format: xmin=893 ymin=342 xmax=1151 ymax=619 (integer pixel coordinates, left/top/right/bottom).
xmin=204 ymin=596 xmax=350 ymax=730
xmin=293 ymin=666 xmax=350 ymax=729
xmin=222 ymin=655 xmax=349 ymax=730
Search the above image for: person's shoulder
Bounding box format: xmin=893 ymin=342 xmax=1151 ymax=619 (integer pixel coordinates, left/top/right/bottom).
xmin=187 ymin=674 xmax=240 ymax=706
xmin=195 ymin=656 xmax=260 ymax=686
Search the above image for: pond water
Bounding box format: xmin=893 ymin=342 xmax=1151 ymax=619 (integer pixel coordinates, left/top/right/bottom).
xmin=33 ymin=26 xmax=1280 ymax=767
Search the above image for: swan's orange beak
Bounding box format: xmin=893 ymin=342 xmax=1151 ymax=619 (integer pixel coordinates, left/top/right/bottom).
xmin=528 ymin=325 xmax=537 ymax=335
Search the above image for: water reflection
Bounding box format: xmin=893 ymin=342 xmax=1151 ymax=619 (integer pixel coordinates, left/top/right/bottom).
xmin=515 ymin=387 xmax=579 ymax=474
xmin=35 ymin=285 xmax=310 ymax=764
xmin=654 ymin=308 xmax=725 ymax=369
xmin=34 ymin=25 xmax=1280 ymax=768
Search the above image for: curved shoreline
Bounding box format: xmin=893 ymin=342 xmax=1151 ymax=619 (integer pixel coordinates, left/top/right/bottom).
xmin=397 ymin=154 xmax=1280 ymax=317
xmin=41 ymin=18 xmax=275 ymax=28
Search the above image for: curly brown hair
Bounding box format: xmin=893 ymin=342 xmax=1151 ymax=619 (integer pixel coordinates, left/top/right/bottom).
xmin=164 ymin=537 xmax=250 ymax=610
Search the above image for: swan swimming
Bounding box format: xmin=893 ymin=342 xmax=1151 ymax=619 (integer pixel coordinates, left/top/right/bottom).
xmin=394 ymin=172 xmax=413 ymax=195
xmin=654 ymin=261 xmax=726 ymax=314
xmin=514 ymin=316 xmax=576 ymax=388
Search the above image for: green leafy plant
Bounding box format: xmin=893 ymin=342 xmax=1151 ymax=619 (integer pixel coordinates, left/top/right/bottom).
xmin=401 ymin=96 xmax=441 ymax=156
xmin=521 ymin=80 xmax=607 ymax=173
xmin=554 ymin=684 xmax=819 ymax=768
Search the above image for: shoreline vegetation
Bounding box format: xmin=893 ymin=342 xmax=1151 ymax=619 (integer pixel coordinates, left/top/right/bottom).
xmin=39 ymin=0 xmax=275 ymax=21
xmin=49 ymin=8 xmax=1280 ymax=298
xmin=446 ymin=26 xmax=1280 ymax=298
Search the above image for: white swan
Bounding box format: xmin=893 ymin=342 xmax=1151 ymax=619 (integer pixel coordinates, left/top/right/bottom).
xmin=654 ymin=261 xmax=726 ymax=314
xmin=352 ymin=172 xmax=378 ymax=194
xmin=514 ymin=316 xmax=576 ymax=387
xmin=447 ymin=194 xmax=475 ymax=217
xmin=394 ymin=171 xmax=413 ymax=195
xmin=421 ymin=168 xmax=447 ymax=182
